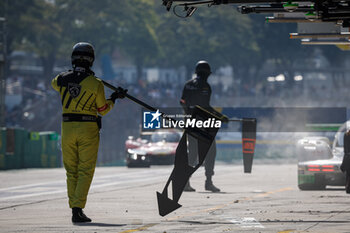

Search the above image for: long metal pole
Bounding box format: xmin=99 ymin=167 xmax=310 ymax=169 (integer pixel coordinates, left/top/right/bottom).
xmin=102 ymin=80 xmax=184 ymax=126
xmin=102 ymin=80 xmax=158 ymax=112
xmin=102 ymin=80 xmax=258 ymax=123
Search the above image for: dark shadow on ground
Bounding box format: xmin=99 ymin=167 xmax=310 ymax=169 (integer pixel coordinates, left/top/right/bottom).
xmin=300 ymin=188 xmax=345 ymax=192
xmin=259 ymin=220 xmax=350 ymax=223
xmin=324 ymin=188 xmax=346 ymax=191
xmin=178 ymin=220 xmax=350 ymax=225
xmin=73 ymin=222 xmax=127 ymax=227
xmin=197 ymin=191 xmax=229 ymax=194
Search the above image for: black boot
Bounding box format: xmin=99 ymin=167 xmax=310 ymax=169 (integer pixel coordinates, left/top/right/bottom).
xmin=72 ymin=207 xmax=92 ymax=223
xmin=346 ymin=173 xmax=350 ymax=194
xmin=184 ymin=180 xmax=196 ymax=192
xmin=205 ymin=178 xmax=220 ymax=193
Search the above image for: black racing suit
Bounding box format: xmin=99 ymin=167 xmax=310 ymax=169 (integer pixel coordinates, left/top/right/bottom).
xmin=180 ymin=76 xmax=216 ymax=178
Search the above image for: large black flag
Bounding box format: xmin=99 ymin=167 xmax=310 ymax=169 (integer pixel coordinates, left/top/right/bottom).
xmin=157 ymin=106 xmax=220 ymax=216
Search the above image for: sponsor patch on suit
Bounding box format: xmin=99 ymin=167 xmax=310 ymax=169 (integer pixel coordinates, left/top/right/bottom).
xmin=68 ymin=83 xmax=81 ymax=98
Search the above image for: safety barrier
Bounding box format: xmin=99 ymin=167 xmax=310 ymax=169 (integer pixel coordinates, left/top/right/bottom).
xmin=0 ymin=128 xmax=6 ymax=169
xmin=0 ymin=128 xmax=61 ymax=170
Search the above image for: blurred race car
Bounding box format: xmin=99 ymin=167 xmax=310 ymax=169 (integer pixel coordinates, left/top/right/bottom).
xmin=297 ymin=122 xmax=347 ymax=190
xmin=125 ymin=129 xmax=182 ymax=168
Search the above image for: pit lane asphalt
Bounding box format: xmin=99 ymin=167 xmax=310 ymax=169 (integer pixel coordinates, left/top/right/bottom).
xmin=0 ymin=164 xmax=349 ymax=233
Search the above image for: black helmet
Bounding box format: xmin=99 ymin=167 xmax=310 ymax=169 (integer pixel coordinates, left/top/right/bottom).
xmin=71 ymin=42 xmax=95 ymax=68
xmin=195 ymin=60 xmax=211 ymax=75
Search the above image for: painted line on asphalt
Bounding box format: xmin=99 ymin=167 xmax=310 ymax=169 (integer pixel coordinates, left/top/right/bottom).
xmin=0 ymin=181 xmax=65 ymax=192
xmin=0 ymin=167 xmax=234 ymax=201
xmin=0 ymin=189 xmax=66 ymax=201
xmin=254 ymin=187 xmax=293 ymax=198
xmin=118 ymin=223 xmax=157 ymax=233
xmin=229 ymin=217 xmax=265 ymax=228
xmin=0 ymin=169 xmax=171 ymax=201
xmin=0 ymin=169 xmax=168 ymax=192
xmin=0 ymin=175 xmax=164 ymax=201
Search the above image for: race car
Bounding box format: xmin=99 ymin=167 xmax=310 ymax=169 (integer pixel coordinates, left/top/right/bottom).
xmin=297 ymin=123 xmax=347 ymax=190
xmin=125 ymin=129 xmax=182 ymax=168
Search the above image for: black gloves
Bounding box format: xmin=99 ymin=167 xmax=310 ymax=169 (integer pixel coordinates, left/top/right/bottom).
xmin=109 ymin=87 xmax=128 ymax=103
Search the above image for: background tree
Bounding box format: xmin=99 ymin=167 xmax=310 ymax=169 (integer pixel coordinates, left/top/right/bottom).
xmin=321 ymin=45 xmax=350 ymax=89
xmin=0 ymin=0 xmax=38 ymax=73
xmin=250 ymin=14 xmax=311 ymax=87
xmin=18 ymin=0 xmax=66 ymax=83
xmin=155 ymin=5 xmax=257 ymax=79
xmin=119 ymin=0 xmax=160 ymax=81
xmin=4 ymin=1 xmax=347 ymax=89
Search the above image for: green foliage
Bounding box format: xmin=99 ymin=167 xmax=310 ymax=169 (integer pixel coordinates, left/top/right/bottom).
xmin=4 ymin=1 xmax=346 ymax=83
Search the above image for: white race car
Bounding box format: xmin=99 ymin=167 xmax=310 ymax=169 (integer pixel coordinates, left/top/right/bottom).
xmin=297 ymin=123 xmax=347 ymax=190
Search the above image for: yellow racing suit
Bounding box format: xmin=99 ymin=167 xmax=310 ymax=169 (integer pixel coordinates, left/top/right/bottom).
xmin=52 ymin=69 xmax=113 ymax=208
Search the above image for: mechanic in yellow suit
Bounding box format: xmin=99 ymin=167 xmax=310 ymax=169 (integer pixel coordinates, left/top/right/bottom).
xmin=51 ymin=42 xmax=127 ymax=223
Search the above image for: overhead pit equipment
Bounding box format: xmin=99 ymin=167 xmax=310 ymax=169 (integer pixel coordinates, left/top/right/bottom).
xmin=161 ymin=1 xmax=350 ymax=49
